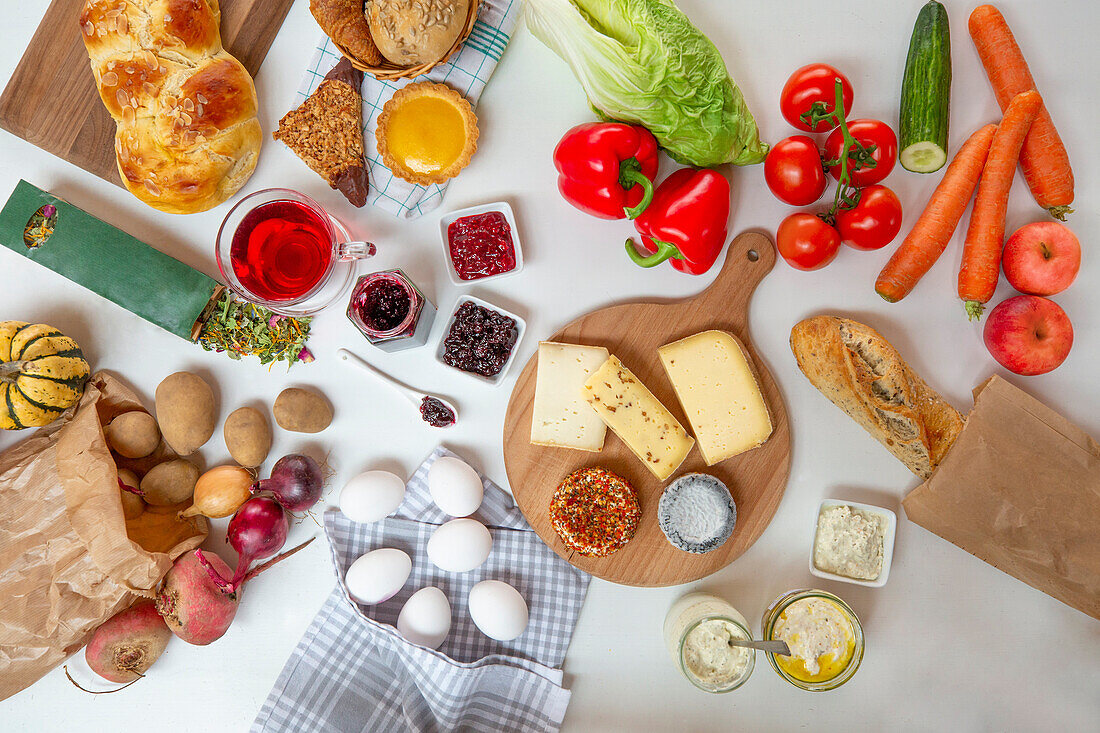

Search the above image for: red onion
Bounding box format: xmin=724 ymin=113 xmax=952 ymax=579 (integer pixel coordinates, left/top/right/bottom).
xmin=254 ymin=454 xmax=324 ymax=512
xmin=226 ymin=496 xmax=288 ymax=589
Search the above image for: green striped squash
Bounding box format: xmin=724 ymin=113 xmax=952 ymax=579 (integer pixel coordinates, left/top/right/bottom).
xmin=0 ymin=321 xmax=90 ymax=429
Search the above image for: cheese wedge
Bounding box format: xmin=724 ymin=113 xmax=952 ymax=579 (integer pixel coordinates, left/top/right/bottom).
xmin=658 ymin=330 xmax=773 ymax=465
xmin=531 ymin=342 xmax=609 ymax=451
xmin=582 ymin=355 xmax=694 ymax=480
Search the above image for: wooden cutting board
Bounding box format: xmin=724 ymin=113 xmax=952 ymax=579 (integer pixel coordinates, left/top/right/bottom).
xmin=0 ymin=0 xmax=293 ymax=186
xmin=503 ymin=232 xmax=791 ymax=587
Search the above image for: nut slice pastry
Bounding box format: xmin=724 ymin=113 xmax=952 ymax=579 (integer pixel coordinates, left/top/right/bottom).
xmin=273 ymin=59 xmax=370 ymax=207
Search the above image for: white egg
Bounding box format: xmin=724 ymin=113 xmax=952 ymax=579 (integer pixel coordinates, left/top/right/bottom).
xmin=345 ymin=548 xmax=411 ymax=605
xmin=426 ymin=518 xmax=493 ymax=572
xmin=428 ymin=456 xmax=484 ymax=517
xmin=468 ymin=580 xmax=529 ymax=641
xmin=340 ymin=470 xmax=406 ymax=523
xmin=397 ymin=587 xmax=452 ymax=649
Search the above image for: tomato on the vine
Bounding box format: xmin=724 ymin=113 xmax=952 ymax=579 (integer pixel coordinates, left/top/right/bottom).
xmin=764 ymin=136 xmax=827 ymax=206
xmin=777 ymin=213 xmax=841 ymax=271
xmin=780 ymin=64 xmax=854 ymax=132
xmin=823 ymin=119 xmax=897 ymax=186
xmin=835 ymin=185 xmax=903 ymax=251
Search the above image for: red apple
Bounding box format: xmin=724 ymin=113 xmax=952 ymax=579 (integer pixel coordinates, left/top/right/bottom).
xmin=983 ymin=295 xmax=1073 ymax=376
xmin=1002 ymin=221 xmax=1081 ymax=296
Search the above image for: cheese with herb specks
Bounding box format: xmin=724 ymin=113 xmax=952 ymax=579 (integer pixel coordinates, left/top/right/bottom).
xmin=582 ymin=355 xmax=693 ymax=480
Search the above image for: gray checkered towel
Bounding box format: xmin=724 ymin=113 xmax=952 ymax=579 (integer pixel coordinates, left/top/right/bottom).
xmin=252 ymin=448 xmax=591 ymax=732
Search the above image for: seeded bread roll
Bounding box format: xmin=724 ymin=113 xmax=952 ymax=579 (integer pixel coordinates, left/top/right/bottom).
xmin=790 ymin=315 xmax=964 ymax=479
xmin=368 ymin=0 xmax=471 ymax=67
xmin=79 ymin=0 xmax=261 ymax=214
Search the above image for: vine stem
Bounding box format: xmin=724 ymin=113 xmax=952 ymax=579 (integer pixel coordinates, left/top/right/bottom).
xmin=822 ymin=78 xmax=860 ymax=223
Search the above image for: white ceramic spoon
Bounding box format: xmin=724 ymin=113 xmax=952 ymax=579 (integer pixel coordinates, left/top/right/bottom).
xmin=338 ymin=348 xmax=458 ymax=428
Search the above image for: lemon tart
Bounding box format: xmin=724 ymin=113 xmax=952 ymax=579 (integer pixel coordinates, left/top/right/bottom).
xmin=376 ymin=81 xmax=478 ymax=185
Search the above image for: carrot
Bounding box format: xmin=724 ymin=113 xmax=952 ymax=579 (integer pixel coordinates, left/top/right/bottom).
xmin=875 ymin=125 xmax=997 ymax=303
xmin=958 ymin=91 xmax=1043 ymax=319
xmin=969 ymin=4 xmax=1074 ymax=219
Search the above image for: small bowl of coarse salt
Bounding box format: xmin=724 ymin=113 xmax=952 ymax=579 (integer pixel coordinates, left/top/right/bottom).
xmin=809 ymin=499 xmax=897 ymax=588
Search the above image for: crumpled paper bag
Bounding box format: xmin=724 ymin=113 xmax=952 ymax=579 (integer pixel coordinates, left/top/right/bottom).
xmin=903 ymin=376 xmax=1100 ymax=620
xmin=0 ymin=372 xmax=208 ymax=701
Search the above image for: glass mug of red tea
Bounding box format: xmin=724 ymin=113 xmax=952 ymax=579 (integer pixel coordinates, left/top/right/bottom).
xmin=216 ymin=189 xmax=375 ymax=316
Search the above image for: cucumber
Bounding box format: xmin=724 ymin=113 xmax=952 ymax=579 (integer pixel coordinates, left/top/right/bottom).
xmin=899 ymin=1 xmax=951 ymax=173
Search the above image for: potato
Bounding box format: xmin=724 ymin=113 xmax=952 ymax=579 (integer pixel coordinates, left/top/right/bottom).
xmin=223 ymin=407 xmax=272 ymax=467
xmin=155 ymin=372 xmax=216 ymax=455
xmin=141 ymin=459 xmax=199 ymax=506
xmin=105 ymin=411 xmax=161 ymax=459
xmin=273 ymin=387 xmax=332 ymax=434
xmin=117 ymin=468 xmax=145 ymax=520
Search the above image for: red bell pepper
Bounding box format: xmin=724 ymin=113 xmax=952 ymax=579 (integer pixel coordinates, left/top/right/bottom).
xmin=553 ymin=122 xmax=659 ymax=220
xmin=625 ymin=168 xmax=731 ymax=275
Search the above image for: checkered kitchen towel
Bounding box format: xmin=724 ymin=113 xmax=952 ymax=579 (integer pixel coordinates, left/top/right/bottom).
xmin=252 ymin=447 xmax=591 ymax=732
xmin=297 ymin=0 xmax=521 ymax=220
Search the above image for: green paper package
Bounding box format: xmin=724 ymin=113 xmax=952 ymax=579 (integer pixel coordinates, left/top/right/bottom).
xmin=0 ymin=180 xmax=222 ymax=340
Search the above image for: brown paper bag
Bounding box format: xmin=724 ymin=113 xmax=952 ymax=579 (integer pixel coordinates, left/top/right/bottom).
xmin=903 ymin=375 xmax=1100 ymax=620
xmin=0 ymin=372 xmax=208 ymax=701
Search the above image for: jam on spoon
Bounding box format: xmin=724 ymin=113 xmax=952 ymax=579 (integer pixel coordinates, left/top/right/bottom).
xmin=419 ymin=396 xmax=456 ymax=427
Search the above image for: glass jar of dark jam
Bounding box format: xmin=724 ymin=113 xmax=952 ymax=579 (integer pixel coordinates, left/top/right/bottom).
xmin=347 ymin=270 xmax=435 ymax=352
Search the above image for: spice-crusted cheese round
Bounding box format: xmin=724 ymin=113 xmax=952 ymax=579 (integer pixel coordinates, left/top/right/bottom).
xmin=549 ymin=467 xmax=640 ymax=557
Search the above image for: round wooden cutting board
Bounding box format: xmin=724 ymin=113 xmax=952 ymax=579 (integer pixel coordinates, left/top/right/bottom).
xmin=503 ymin=232 xmax=792 ymax=586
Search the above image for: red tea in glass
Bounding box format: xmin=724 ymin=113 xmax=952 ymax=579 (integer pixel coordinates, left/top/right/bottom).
xmin=217 ymin=189 xmax=375 ymax=316
xmin=228 ymin=200 xmax=333 ymax=303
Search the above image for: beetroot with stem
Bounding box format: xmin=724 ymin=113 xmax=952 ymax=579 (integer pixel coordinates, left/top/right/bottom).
xmin=83 ymin=600 xmax=171 ymax=685
xmin=254 ymin=454 xmax=324 ymax=512
xmin=156 ymin=550 xmax=240 ymax=645
xmin=225 ymin=495 xmax=289 ymax=588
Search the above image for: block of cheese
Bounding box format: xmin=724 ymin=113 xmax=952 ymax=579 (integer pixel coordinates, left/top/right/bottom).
xmin=582 ymin=355 xmax=694 ymax=480
xmin=531 ymin=342 xmax=610 ymax=451
xmin=658 ymin=330 xmax=773 ymax=465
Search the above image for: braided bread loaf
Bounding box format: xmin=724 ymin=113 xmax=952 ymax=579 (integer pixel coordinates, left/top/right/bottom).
xmin=79 ymin=0 xmax=261 ymax=214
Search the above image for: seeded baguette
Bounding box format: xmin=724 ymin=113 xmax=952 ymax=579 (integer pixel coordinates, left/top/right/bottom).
xmin=790 ymin=316 xmax=964 ymax=479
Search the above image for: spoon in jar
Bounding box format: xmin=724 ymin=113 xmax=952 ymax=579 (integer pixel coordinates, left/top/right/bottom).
xmin=338 ymin=348 xmax=458 ymax=428
xmin=726 ymin=639 xmax=791 ymax=655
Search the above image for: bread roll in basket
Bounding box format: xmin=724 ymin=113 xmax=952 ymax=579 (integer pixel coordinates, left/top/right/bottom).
xmin=79 ymin=0 xmax=262 ymax=214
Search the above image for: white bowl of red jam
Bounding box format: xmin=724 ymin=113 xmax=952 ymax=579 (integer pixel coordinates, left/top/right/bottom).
xmin=439 ymin=202 xmax=523 ymax=286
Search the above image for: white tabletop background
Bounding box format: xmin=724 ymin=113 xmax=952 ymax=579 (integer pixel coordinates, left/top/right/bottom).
xmin=2 ymin=0 xmax=1098 ymax=730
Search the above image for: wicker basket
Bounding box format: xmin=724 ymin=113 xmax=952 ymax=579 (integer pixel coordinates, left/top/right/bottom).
xmin=334 ymin=0 xmax=482 ymax=82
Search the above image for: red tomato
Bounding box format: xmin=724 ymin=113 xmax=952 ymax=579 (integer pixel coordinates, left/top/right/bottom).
xmin=764 ymin=136 xmax=827 ymax=206
xmin=835 ymin=185 xmax=903 ymax=250
xmin=823 ymin=119 xmax=898 ymax=186
xmin=780 ymin=64 xmax=855 ymax=132
xmin=777 ymin=213 xmax=841 ymax=271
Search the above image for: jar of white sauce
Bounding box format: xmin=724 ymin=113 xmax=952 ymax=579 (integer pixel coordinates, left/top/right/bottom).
xmin=663 ymin=593 xmax=755 ymax=693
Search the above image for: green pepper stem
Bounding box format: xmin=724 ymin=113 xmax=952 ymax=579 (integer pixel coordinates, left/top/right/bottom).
xmin=625 ymin=237 xmax=683 ymax=268
xmin=619 ymin=162 xmax=655 ymax=219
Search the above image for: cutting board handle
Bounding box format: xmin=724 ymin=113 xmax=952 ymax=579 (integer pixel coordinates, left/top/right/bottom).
xmin=695 ymin=231 xmax=776 ymax=312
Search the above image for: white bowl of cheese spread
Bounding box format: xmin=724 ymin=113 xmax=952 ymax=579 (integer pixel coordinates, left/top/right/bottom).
xmin=809 ymin=499 xmax=897 ymax=588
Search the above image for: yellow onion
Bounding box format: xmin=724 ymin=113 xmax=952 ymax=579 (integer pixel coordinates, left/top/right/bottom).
xmin=181 ymin=465 xmax=254 ymax=519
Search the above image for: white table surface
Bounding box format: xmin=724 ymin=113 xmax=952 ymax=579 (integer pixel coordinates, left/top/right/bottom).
xmin=2 ymin=1 xmax=1098 ymax=730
